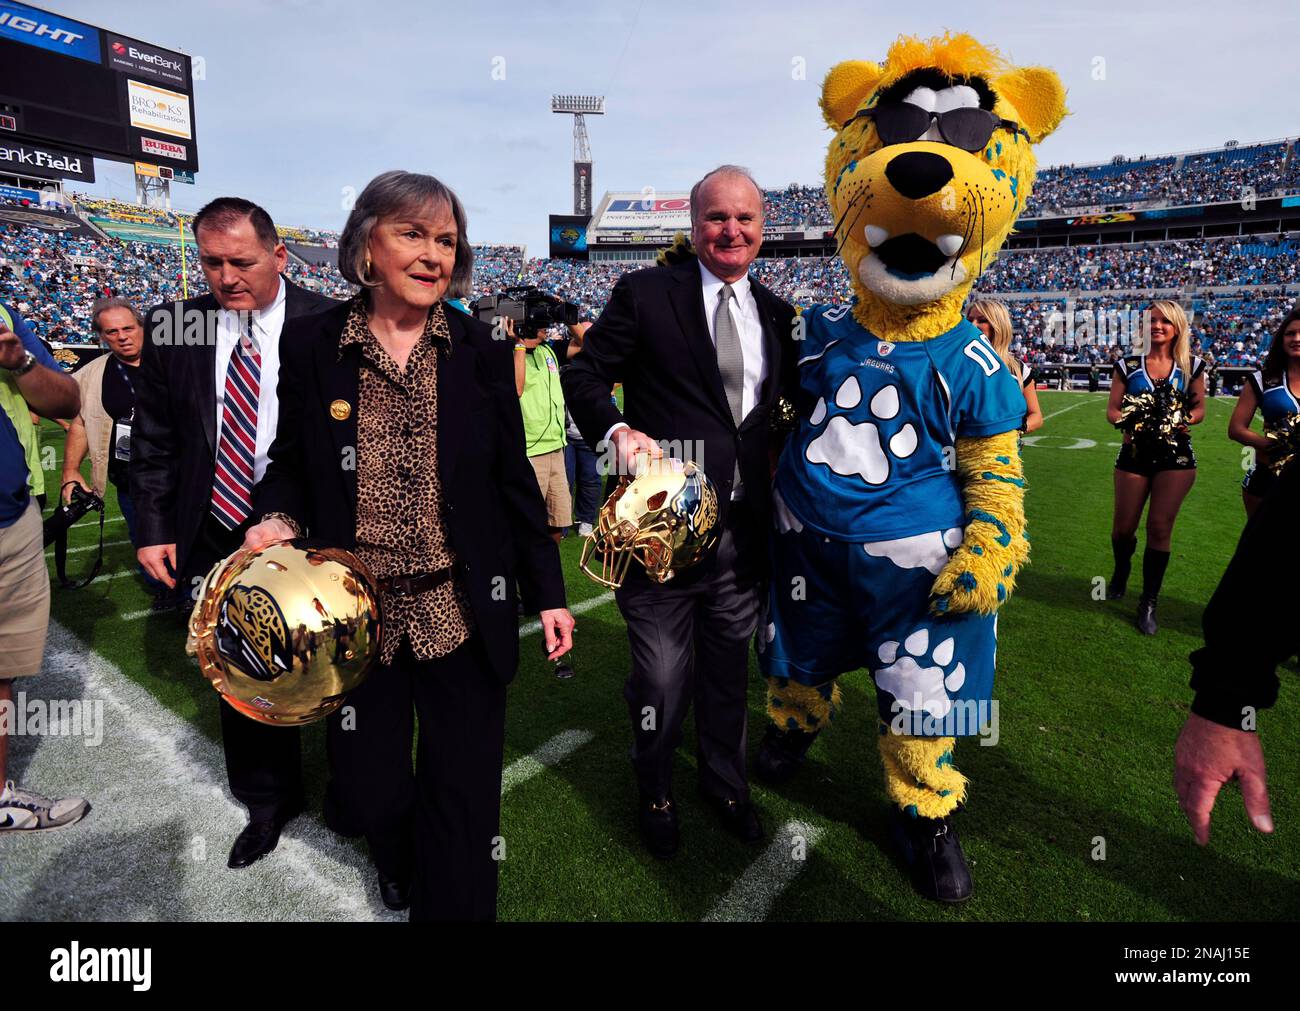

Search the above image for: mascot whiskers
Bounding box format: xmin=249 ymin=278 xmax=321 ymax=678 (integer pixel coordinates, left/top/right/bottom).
xmin=755 ymin=32 xmax=1066 ymax=902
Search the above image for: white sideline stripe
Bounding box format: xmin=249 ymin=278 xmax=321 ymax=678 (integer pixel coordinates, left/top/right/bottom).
xmin=73 ymin=516 xmax=126 ymax=528
xmin=1041 ymin=394 xmax=1105 ymax=422
xmin=0 ymin=621 xmax=388 ymax=922
xmin=518 ymin=590 xmax=615 ymax=637
xmin=500 ymin=729 xmax=594 ymax=795
xmin=46 ymin=538 xmax=132 ymax=556
xmin=702 ymin=820 xmax=824 ymax=923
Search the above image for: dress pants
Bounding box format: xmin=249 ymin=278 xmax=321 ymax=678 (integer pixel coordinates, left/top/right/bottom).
xmin=325 ymin=634 xmax=507 ymax=922
xmin=186 ymin=512 xmax=304 ymax=820
xmin=614 ymin=505 xmax=761 ymax=802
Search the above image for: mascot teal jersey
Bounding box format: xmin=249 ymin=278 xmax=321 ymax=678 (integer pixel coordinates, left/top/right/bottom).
xmin=775 ymin=306 xmax=1026 ymax=541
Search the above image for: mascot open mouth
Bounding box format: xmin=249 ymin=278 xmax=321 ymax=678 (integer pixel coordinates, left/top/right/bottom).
xmin=874 ymin=233 xmax=953 ymax=280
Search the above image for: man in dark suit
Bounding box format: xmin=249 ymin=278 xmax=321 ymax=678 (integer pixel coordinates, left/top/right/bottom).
xmin=131 ymin=197 xmax=336 ymax=869
xmin=562 ymin=165 xmax=799 ymax=857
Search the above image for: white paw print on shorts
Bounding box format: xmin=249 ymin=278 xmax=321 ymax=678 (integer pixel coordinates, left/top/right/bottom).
xmin=804 ymin=379 xmax=918 ymax=486
xmin=874 ymin=627 xmax=966 ymax=719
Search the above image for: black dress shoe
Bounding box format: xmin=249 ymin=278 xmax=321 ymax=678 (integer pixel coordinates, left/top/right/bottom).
xmin=227 ymin=804 xmax=302 ymax=869
xmin=702 ymin=792 xmax=764 ymax=843
xmin=637 ymin=794 xmax=679 ymax=859
xmin=888 ymin=806 xmax=973 ymax=903
xmin=378 ymin=872 xmax=410 ymax=912
xmin=1136 ymin=597 xmax=1158 ymax=635
xmin=1105 ymin=580 xmax=1126 ymax=600
xmin=754 ymin=723 xmax=819 ymax=784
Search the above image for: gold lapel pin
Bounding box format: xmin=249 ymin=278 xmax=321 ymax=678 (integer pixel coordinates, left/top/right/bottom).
xmin=329 ymin=399 xmax=352 ymax=421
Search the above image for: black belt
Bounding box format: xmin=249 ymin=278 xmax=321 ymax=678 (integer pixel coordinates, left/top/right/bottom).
xmin=378 ymin=565 xmax=455 ymax=598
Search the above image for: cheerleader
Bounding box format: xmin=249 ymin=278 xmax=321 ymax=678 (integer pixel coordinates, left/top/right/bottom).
xmin=1106 ymin=301 xmax=1206 ymax=635
xmin=1228 ymin=305 xmax=1300 ymax=517
xmin=967 ymin=299 xmax=1043 ymax=432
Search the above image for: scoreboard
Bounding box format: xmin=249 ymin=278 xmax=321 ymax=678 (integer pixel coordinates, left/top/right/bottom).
xmin=0 ymin=1 xmax=199 ymax=176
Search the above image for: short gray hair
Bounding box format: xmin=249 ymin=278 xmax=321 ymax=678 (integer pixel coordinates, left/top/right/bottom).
xmin=337 ymin=170 xmax=474 ymax=299
xmin=689 ymin=164 xmax=764 ymax=226
xmin=90 ymin=296 xmax=143 ymax=333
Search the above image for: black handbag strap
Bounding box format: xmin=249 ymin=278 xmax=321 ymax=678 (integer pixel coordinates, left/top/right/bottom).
xmin=54 ymin=482 xmax=105 ymax=590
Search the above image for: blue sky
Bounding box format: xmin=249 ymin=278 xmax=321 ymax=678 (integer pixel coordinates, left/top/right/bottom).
xmin=49 ymin=0 xmax=1300 ymax=252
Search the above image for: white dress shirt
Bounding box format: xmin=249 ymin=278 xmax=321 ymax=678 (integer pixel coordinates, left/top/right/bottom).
xmin=698 ymin=260 xmax=768 ymax=421
xmin=213 ymin=277 xmax=287 ymax=485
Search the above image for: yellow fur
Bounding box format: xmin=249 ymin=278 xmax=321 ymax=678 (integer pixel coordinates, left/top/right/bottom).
xmin=930 ymin=431 xmax=1031 ymax=615
xmin=878 ymin=730 xmax=967 ymax=818
xmin=766 ymin=675 xmax=842 ymax=731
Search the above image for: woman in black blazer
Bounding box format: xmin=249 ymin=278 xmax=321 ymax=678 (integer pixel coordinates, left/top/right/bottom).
xmin=246 ymin=170 xmax=574 ymax=921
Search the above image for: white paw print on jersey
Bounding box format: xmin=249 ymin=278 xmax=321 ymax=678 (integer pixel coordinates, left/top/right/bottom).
xmin=874 ymin=627 xmax=966 ymax=719
xmin=863 ymin=527 xmax=964 ymax=574
xmin=805 ymin=379 xmax=918 ymax=485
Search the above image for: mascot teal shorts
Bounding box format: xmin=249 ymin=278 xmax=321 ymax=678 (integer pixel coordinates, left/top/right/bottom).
xmin=756 ymin=521 xmax=998 ymax=738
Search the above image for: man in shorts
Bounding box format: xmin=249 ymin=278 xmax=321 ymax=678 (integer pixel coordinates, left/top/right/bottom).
xmin=0 ymin=302 xmax=88 ymax=833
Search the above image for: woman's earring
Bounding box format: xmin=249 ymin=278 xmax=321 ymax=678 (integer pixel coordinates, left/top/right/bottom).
xmin=364 ymin=254 xmax=372 ymax=279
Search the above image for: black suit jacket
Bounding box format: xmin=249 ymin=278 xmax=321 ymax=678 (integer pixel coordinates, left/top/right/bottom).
xmin=561 ymin=256 xmax=798 ymax=577
xmin=252 ymin=300 xmax=566 ymax=686
xmin=132 ymin=278 xmax=337 ymax=577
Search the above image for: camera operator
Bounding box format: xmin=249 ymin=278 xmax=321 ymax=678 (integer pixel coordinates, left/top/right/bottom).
xmin=0 ymin=300 xmax=88 ymax=834
xmin=62 ymin=298 xmax=164 ymax=601
xmin=511 ymin=315 xmax=576 ymax=680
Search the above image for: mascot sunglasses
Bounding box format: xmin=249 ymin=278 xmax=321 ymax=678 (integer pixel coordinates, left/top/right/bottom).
xmin=845 ymin=102 xmax=1031 ymax=152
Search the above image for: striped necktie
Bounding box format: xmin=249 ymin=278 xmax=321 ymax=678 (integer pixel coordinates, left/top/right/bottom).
xmin=715 ymin=283 xmax=746 ymax=493
xmin=211 ymin=314 xmax=261 ymax=530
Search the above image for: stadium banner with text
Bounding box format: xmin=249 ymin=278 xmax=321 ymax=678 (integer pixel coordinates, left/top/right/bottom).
xmin=126 ymin=79 xmax=192 ymax=140
xmin=549 ymin=214 xmax=589 ymax=258
xmin=593 ymin=191 xmax=691 ymax=232
xmin=0 ymin=182 xmax=38 ymax=201
xmin=106 ymin=32 xmax=188 ymax=88
xmin=574 ymin=162 xmax=592 ymax=216
xmin=0 ymin=137 xmax=94 ymax=182
xmin=591 ymin=230 xmax=681 ymax=246
xmin=0 ymin=203 xmax=93 ymax=235
xmin=0 ymin=1 xmax=100 ymax=63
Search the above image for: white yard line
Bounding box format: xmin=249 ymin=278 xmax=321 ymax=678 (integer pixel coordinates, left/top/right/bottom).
xmin=1040 ymin=394 xmax=1106 ymax=422
xmin=500 ymin=730 xmax=594 ymax=795
xmin=1 ymin=621 xmax=389 ymax=922
xmin=517 ymin=590 xmax=616 ymax=637
xmin=702 ymin=820 xmax=824 ymax=922
xmin=45 ymin=538 xmax=132 ymax=556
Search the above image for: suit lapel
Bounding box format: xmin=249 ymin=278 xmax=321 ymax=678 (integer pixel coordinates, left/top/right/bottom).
xmin=317 ymin=320 xmax=359 ymax=518
xmin=752 ymin=282 xmax=785 ymax=408
xmin=667 ymin=259 xmax=732 ymax=424
xmin=438 ymin=306 xmax=473 ymax=487
xmin=193 ymin=294 xmax=219 ymax=456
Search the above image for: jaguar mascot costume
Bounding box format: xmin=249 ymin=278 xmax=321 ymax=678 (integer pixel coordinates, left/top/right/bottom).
xmin=755 ymin=32 xmax=1066 ymax=902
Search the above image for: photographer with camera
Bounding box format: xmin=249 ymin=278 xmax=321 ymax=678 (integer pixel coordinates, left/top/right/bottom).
xmin=508 ymin=311 xmax=577 ymax=681
xmin=61 ymin=298 xmax=164 ymax=600
xmin=0 ymin=300 xmax=88 ymax=834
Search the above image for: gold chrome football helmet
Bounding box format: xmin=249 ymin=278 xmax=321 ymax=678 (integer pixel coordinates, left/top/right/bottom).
xmin=187 ymin=541 xmax=382 ymax=726
xmin=579 ymin=456 xmax=721 ymax=589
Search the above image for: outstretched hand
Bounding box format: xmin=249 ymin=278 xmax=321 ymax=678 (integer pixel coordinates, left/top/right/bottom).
xmin=1174 ymin=712 xmax=1274 ymax=846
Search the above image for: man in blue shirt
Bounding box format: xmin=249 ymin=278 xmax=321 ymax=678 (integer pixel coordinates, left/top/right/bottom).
xmin=0 ymin=302 xmax=88 ymax=833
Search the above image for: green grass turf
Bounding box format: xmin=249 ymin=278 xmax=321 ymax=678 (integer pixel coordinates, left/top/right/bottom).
xmin=35 ymin=393 xmax=1300 ymax=920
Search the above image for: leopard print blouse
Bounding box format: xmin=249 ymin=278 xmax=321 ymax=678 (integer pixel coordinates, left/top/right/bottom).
xmin=339 ymin=295 xmax=474 ymax=663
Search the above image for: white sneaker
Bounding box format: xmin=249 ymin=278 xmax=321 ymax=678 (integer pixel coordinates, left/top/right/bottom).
xmin=0 ymin=779 xmax=90 ymax=833
xmin=578 ymin=522 xmax=594 ymax=538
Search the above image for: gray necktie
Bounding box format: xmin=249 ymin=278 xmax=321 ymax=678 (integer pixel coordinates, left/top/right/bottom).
xmin=715 ymin=284 xmax=745 ymax=426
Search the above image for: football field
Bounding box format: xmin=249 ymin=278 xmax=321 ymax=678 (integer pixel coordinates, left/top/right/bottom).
xmin=5 ymin=390 xmax=1298 ymax=922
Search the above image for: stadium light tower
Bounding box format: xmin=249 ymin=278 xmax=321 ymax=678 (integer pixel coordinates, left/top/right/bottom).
xmin=552 ymin=94 xmax=604 ymax=217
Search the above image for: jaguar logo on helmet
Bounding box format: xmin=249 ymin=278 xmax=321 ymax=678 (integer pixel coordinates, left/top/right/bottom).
xmin=578 ymin=457 xmax=721 ymax=589
xmin=216 ymin=584 xmax=293 ymax=683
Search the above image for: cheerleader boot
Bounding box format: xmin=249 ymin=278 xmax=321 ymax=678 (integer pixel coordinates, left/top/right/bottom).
xmin=878 ymin=729 xmax=973 ymax=903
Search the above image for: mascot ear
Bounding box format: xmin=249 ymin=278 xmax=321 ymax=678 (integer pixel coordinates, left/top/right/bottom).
xmin=994 ymin=66 xmax=1068 ymax=142
xmin=821 ymin=60 xmax=885 ymax=130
